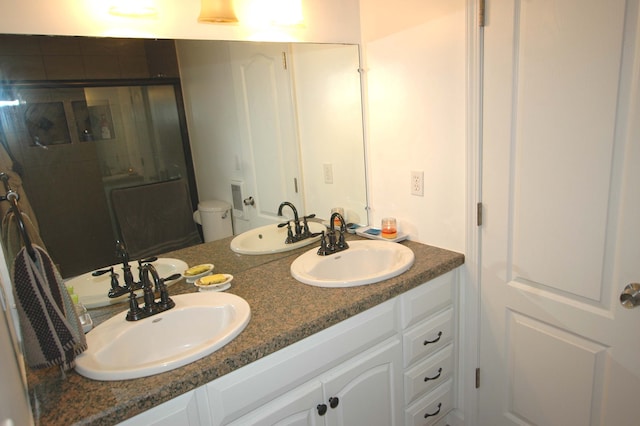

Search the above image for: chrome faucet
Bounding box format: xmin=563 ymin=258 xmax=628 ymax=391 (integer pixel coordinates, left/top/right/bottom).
xmin=317 ymin=212 xmax=349 ymax=256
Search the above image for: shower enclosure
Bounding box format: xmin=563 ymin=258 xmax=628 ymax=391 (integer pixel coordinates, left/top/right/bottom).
xmin=0 ymin=80 xmax=197 ymax=277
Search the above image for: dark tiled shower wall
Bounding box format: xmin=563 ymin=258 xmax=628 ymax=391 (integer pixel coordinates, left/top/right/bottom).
xmin=0 ymin=34 xmax=179 ymax=81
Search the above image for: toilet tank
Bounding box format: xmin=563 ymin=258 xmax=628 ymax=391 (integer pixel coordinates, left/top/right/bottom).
xmin=194 ymin=200 xmax=233 ymax=242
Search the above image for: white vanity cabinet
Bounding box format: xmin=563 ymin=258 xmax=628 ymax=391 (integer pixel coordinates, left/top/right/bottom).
xmin=205 ymin=297 xmax=401 ymax=426
xmin=118 ymin=387 xmax=211 ymax=426
xmin=228 ymin=338 xmax=402 ymax=426
xmin=119 ymin=269 xmax=459 ymax=426
xmin=400 ymin=272 xmax=456 ymax=426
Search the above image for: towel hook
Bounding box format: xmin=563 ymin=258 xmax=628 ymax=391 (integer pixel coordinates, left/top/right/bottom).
xmin=0 ymin=172 xmax=36 ymax=260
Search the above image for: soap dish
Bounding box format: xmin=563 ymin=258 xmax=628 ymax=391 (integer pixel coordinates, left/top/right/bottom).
xmin=194 ymin=274 xmax=233 ymax=292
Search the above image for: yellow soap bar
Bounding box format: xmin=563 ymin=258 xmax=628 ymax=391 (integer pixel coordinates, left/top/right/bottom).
xmin=184 ymin=264 xmax=211 ymax=276
xmin=199 ymin=274 xmax=227 ymax=286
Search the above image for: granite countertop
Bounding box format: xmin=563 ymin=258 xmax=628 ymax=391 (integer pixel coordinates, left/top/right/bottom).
xmin=27 ymin=235 xmax=464 ymax=425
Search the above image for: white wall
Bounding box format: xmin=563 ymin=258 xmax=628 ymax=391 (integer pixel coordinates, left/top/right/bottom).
xmin=360 ymin=0 xmax=467 ymax=253
xmin=290 ymin=43 xmax=368 ymax=225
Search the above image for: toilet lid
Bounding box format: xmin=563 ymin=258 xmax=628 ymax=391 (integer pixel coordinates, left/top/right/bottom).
xmin=198 ymin=200 xmax=231 ymax=212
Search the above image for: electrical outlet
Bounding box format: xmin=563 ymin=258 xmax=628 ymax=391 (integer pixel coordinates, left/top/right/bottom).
xmin=411 ymin=171 xmax=424 ymax=196
xmin=323 ymin=163 xmax=334 ymax=184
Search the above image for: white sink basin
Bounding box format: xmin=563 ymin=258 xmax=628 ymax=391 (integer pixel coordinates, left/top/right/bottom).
xmin=65 ymin=258 xmax=188 ymax=308
xmin=74 ymin=291 xmax=251 ymax=380
xmin=230 ymin=222 xmax=325 ymax=255
xmin=290 ymin=240 xmax=415 ymax=287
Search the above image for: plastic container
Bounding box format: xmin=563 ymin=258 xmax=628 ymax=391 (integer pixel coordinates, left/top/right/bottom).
xmin=68 ymin=290 xmax=93 ymax=333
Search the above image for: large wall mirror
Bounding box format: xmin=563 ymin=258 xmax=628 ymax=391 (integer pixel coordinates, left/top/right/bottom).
xmin=0 ymin=35 xmax=368 ymax=278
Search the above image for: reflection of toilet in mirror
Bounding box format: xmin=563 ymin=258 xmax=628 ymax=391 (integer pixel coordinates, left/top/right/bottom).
xmin=193 ymin=200 xmax=233 ymax=242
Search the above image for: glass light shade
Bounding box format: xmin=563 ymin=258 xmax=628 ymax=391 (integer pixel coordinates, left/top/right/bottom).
xmin=198 ymin=0 xmax=238 ymax=23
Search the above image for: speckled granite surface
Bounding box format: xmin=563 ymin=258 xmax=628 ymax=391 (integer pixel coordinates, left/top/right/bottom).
xmin=27 ymin=235 xmax=464 ymax=425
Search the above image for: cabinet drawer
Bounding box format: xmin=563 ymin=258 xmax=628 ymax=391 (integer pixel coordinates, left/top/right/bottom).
xmin=400 ymin=271 xmax=454 ymax=330
xmin=404 ymin=344 xmax=454 ymax=405
xmin=403 ymin=308 xmax=453 ymax=368
xmin=405 ymin=379 xmax=453 ymax=426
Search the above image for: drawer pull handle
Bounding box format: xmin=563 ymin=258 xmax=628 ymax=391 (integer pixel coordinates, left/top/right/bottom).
xmin=424 ymin=402 xmax=442 ymax=419
xmin=317 ymin=404 xmax=327 ymax=416
xmin=423 ymin=331 xmax=443 ymax=346
xmin=424 ymin=367 xmax=443 ymax=382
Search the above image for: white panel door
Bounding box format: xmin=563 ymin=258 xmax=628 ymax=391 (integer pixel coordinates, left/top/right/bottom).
xmin=323 ymin=340 xmax=402 ymax=426
xmin=226 ymin=380 xmax=324 ymax=426
xmin=229 ymin=42 xmax=303 ymax=230
xmin=480 ymin=0 xmax=640 ymax=425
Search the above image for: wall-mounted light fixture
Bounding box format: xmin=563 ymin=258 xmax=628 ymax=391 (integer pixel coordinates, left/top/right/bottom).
xmin=198 ymin=0 xmax=304 ymax=26
xmin=198 ymin=0 xmax=239 ymax=23
xmin=109 ymin=0 xmax=157 ymax=18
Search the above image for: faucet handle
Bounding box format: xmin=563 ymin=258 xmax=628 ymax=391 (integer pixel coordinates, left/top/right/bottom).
xmin=92 ymin=267 xmax=113 ymax=277
xmin=164 ymin=273 xmax=181 ymax=281
xmin=138 ymin=256 xmax=158 ymax=265
xmin=278 ymin=220 xmax=296 ymax=243
xmin=317 ymin=231 xmax=330 ymax=256
xmin=157 ymin=276 xmax=176 ymax=310
xmin=115 ymin=240 xmax=129 ymax=260
xmin=301 ymin=214 xmax=316 ymax=237
xmin=125 ymin=292 xmax=143 ymax=321
xmin=94 ymin=267 xmax=128 ymax=298
xmin=108 ymin=286 xmax=129 ymax=299
xmin=337 ymin=230 xmax=349 ymax=250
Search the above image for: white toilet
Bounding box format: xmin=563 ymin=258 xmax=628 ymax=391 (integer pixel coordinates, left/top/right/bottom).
xmin=193 ymin=200 xmax=233 ymax=242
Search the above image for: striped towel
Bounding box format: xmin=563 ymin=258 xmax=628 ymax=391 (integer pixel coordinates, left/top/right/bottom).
xmin=11 ymin=245 xmax=87 ymax=370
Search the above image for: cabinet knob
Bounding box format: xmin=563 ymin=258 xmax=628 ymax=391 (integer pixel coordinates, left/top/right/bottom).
xmin=329 ymin=396 xmax=340 ymax=409
xmin=317 ymin=404 xmax=327 ymax=416
xmin=424 ymin=402 xmax=442 ymax=419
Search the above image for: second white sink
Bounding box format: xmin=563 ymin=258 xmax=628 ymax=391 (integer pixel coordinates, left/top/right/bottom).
xmin=230 ymin=222 xmax=325 ymax=255
xmin=290 ymin=240 xmax=415 ymax=287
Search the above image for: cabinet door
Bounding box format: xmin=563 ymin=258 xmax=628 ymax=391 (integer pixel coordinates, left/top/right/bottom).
xmin=227 ymin=380 xmax=325 ymax=426
xmin=323 ymin=339 xmax=402 ymax=426
xmin=118 ymin=389 xmax=209 ymax=426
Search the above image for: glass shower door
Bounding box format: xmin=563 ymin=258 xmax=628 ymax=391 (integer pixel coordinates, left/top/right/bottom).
xmin=0 ymin=81 xmax=196 ymax=278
